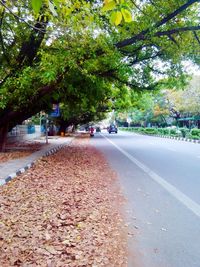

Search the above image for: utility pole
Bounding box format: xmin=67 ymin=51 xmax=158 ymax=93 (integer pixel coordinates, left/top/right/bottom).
xmin=45 ymin=114 xmax=48 ymax=144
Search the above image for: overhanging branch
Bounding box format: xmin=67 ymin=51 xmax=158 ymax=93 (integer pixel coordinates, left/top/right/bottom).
xmin=116 ymin=0 xmax=199 ymax=48
xmin=155 ymin=25 xmax=200 ymax=37
xmin=129 ymin=51 xmax=163 ymax=65
xmin=193 ymin=31 xmax=200 ymax=45
xmin=0 ymin=0 xmax=46 ymax=33
xmin=155 ymin=0 xmax=198 ymax=28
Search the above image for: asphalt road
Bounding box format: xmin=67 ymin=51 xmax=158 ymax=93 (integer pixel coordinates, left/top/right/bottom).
xmin=91 ymin=130 xmax=200 ymax=267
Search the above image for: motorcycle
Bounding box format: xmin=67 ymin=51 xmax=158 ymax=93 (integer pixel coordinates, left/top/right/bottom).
xmin=90 ymin=127 xmax=94 ymax=137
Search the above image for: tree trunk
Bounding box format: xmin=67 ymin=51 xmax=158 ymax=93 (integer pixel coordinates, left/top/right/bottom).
xmin=0 ymin=123 xmax=8 ymax=152
xmin=58 ymin=121 xmax=68 ymax=135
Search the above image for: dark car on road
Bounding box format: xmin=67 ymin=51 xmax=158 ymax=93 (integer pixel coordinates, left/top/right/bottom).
xmin=108 ymin=125 xmax=118 ymax=134
xmin=96 ymin=126 xmax=101 ymax=132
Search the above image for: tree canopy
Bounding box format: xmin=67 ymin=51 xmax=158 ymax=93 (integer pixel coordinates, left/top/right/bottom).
xmin=166 ymin=75 xmax=200 ymax=116
xmin=0 ymin=0 xmax=200 ymax=150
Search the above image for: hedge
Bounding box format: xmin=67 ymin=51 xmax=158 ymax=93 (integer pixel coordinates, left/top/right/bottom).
xmin=119 ymin=127 xmax=200 ymax=140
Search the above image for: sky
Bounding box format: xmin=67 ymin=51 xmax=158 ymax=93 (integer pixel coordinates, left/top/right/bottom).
xmin=183 ymin=61 xmax=200 ymax=76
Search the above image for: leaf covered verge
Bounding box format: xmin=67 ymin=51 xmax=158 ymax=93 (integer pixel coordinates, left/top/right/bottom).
xmin=0 ymin=141 xmax=44 ymax=164
xmin=0 ymin=137 xmax=127 ymax=267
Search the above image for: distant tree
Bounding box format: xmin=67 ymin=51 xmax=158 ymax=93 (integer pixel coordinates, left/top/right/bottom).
xmin=165 ymin=75 xmax=200 ymax=126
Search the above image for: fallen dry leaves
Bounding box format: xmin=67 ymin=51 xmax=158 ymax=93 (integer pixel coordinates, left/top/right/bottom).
xmin=0 ymin=137 xmax=127 ymax=266
xmin=0 ymin=142 xmax=44 ymax=163
xmin=0 ymin=151 xmax=32 ymax=163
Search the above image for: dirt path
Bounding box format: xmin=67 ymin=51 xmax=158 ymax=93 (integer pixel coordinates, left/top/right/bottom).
xmin=0 ymin=137 xmax=127 ymax=267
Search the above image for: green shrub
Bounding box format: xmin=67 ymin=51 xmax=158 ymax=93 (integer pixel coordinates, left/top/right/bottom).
xmin=162 ymin=128 xmax=170 ymax=135
xmin=190 ymin=128 xmax=200 ymax=137
xmin=179 ymin=127 xmax=190 ymax=138
xmin=169 ymin=129 xmax=176 ymax=135
xmin=157 ymin=128 xmax=164 ymax=135
xmin=144 ymin=128 xmax=158 ymax=135
xmin=133 ymin=127 xmax=139 ymax=132
xmin=138 ymin=127 xmax=145 ymax=133
xmin=188 ymin=134 xmax=200 ymax=140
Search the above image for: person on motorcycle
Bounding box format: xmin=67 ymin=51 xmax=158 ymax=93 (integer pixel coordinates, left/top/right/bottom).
xmin=90 ymin=126 xmax=94 ymax=136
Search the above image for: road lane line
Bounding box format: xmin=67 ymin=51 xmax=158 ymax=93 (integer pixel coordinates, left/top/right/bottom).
xmin=103 ymin=135 xmax=200 ymax=218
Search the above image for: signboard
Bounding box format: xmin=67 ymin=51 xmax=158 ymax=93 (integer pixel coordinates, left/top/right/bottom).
xmin=50 ymin=104 xmax=60 ymax=117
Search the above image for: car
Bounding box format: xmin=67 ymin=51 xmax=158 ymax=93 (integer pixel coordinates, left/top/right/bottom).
xmin=96 ymin=126 xmax=101 ymax=132
xmin=108 ymin=125 xmax=118 ymax=134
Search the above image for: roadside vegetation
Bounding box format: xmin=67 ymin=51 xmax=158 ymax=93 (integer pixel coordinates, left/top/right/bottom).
xmin=0 ymin=0 xmax=200 ymax=151
xmin=116 ymin=75 xmax=200 ymax=130
xmin=121 ymin=127 xmax=200 ymax=141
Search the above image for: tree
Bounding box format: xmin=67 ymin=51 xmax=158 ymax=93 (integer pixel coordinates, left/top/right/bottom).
xmin=125 ymin=75 xmax=200 ymax=127
xmin=0 ymin=0 xmax=200 ymax=150
xmin=166 ymin=75 xmax=200 ymax=119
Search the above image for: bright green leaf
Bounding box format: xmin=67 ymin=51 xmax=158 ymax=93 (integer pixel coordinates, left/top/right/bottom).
xmin=121 ymin=8 xmax=132 ymax=22
xmin=31 ymin=0 xmax=42 ymax=14
xmin=115 ymin=11 xmax=122 ymax=26
xmin=110 ymin=11 xmax=122 ymax=26
xmin=53 ymin=0 xmax=59 ymax=8
xmin=102 ymin=0 xmax=116 ymax=12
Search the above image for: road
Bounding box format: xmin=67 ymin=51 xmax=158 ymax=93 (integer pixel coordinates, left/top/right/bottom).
xmin=91 ymin=130 xmax=200 ymax=267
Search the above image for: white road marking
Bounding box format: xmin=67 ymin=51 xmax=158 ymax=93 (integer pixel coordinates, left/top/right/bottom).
xmin=103 ymin=135 xmax=200 ymax=218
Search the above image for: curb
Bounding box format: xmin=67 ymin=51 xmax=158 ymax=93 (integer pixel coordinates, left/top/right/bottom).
xmin=0 ymin=144 xmax=68 ymax=186
xmin=123 ymin=131 xmax=200 ymax=144
xmin=156 ymin=135 xmax=200 ymax=144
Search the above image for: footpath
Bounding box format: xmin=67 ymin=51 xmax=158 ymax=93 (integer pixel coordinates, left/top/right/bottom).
xmin=0 ymin=136 xmax=73 ymax=186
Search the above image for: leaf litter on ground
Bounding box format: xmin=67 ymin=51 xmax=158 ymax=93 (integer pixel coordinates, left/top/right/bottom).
xmin=0 ymin=137 xmax=127 ymax=266
xmin=0 ymin=141 xmax=44 ymax=163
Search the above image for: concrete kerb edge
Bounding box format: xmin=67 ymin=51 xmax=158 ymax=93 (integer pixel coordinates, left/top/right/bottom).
xmin=1 ymin=141 xmax=72 ymax=186
xmin=156 ymin=134 xmax=200 ymax=144
xmin=131 ymin=132 xmax=200 ymax=144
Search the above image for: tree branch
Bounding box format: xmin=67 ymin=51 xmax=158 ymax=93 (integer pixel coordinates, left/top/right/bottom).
xmin=0 ymin=0 xmax=46 ymax=33
xmin=17 ymin=15 xmax=48 ymax=66
xmin=117 ymin=25 xmax=200 ymax=49
xmin=193 ymin=31 xmax=200 ymax=45
xmin=155 ymin=25 xmax=200 ymax=37
xmin=130 ymin=0 xmax=147 ymax=15
xmin=129 ymin=51 xmax=163 ymax=65
xmin=167 ymin=34 xmax=179 ymax=46
xmin=116 ymin=0 xmax=199 ymax=48
xmin=0 ymin=8 xmax=10 ymax=64
xmin=155 ymin=0 xmax=198 ymax=28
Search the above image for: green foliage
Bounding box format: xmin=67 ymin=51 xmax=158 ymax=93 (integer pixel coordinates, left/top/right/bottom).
xmin=0 ymin=0 xmax=200 ymax=144
xmin=166 ymin=76 xmax=200 ymax=117
xmin=190 ymin=128 xmax=200 ymax=137
xmin=121 ymin=126 xmax=200 ymax=141
xmin=188 ymin=134 xmax=200 ymax=140
xmin=31 ymin=0 xmax=42 ymax=14
xmin=162 ymin=128 xmax=170 ymax=135
xmin=179 ymin=127 xmax=190 ymax=138
xmin=31 ymin=114 xmax=40 ymax=124
xmin=121 ymin=125 xmax=200 ymax=141
xmin=144 ymin=128 xmax=158 ymax=135
xmin=102 ymin=0 xmax=132 ymax=25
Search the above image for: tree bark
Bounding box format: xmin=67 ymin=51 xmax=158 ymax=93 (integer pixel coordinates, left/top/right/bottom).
xmin=0 ymin=122 xmax=8 ymax=152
